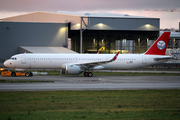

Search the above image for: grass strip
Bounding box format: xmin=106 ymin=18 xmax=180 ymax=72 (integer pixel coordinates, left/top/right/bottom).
xmin=0 ymin=90 xmax=180 ymax=120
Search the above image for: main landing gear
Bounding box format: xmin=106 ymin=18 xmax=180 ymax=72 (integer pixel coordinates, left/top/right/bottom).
xmin=84 ymin=72 xmax=93 ymax=77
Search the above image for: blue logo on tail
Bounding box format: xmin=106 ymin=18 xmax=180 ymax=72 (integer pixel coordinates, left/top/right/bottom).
xmin=157 ymin=40 xmax=166 ymax=50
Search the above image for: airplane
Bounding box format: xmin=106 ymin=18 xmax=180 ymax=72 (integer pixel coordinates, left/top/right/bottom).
xmin=4 ymin=32 xmax=172 ymax=77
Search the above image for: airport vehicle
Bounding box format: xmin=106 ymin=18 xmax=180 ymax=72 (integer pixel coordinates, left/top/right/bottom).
xmin=0 ymin=68 xmax=33 ymax=77
xmin=4 ymin=32 xmax=172 ymax=77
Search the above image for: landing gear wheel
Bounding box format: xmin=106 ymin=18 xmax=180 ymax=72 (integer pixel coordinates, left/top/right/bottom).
xmin=88 ymin=72 xmax=93 ymax=77
xmin=25 ymin=72 xmax=30 ymax=77
xmin=84 ymin=72 xmax=93 ymax=77
xmin=29 ymin=72 xmax=33 ymax=77
xmin=11 ymin=72 xmax=16 ymax=77
xmin=84 ymin=72 xmax=89 ymax=77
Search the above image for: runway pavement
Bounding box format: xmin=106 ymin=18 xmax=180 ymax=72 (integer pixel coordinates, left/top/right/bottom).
xmin=0 ymin=75 xmax=180 ymax=91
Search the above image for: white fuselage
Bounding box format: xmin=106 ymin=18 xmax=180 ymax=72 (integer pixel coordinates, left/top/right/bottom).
xmin=4 ymin=53 xmax=167 ymax=70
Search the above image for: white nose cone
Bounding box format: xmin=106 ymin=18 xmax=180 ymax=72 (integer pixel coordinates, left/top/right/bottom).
xmin=3 ymin=61 xmax=9 ymax=67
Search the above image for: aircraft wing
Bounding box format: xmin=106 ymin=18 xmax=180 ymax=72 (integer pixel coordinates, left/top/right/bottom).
xmin=62 ymin=51 xmax=120 ymax=69
xmin=79 ymin=51 xmax=120 ymax=69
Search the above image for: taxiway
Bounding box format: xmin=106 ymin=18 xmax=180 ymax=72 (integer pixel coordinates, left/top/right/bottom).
xmin=0 ymin=75 xmax=180 ymax=91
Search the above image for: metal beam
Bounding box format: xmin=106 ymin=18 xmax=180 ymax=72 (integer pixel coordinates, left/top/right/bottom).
xmin=80 ymin=17 xmax=83 ymax=53
xmin=80 ymin=17 xmax=89 ymax=53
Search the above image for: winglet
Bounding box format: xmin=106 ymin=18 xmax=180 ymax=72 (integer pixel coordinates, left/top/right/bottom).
xmin=112 ymin=51 xmax=120 ymax=61
xmin=97 ymin=47 xmax=105 ymax=54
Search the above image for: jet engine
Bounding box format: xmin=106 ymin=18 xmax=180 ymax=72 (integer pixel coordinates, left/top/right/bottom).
xmin=61 ymin=65 xmax=84 ymax=75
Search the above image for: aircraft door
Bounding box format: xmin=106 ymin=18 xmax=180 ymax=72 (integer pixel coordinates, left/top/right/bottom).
xmin=21 ymin=55 xmax=26 ymax=64
xmin=75 ymin=57 xmax=78 ymax=62
xmin=142 ymin=56 xmax=147 ymax=64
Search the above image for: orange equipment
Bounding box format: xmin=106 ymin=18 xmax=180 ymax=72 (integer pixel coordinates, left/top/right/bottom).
xmin=0 ymin=68 xmax=32 ymax=77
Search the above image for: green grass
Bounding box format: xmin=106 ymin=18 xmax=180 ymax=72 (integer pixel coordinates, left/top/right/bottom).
xmin=0 ymin=90 xmax=180 ymax=120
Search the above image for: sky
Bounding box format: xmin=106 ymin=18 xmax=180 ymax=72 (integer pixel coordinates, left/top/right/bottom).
xmin=0 ymin=0 xmax=180 ymax=29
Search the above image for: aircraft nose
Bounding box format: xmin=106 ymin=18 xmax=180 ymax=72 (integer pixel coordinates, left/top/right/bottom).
xmin=4 ymin=60 xmax=10 ymax=67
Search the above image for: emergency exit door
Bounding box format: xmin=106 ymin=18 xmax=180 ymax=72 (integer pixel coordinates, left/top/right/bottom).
xmin=142 ymin=56 xmax=147 ymax=64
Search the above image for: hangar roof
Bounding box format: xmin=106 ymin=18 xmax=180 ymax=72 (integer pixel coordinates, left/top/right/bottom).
xmin=2 ymin=11 xmax=153 ymax=21
xmin=19 ymin=46 xmax=78 ymax=54
xmin=1 ymin=11 xmax=159 ymax=31
xmin=1 ymin=11 xmax=156 ymax=22
xmin=54 ymin=11 xmax=153 ymax=19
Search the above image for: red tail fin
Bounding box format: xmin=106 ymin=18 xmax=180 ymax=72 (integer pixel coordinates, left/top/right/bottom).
xmin=145 ymin=32 xmax=170 ymax=55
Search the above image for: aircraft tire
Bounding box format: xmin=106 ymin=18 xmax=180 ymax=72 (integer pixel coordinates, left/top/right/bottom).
xmin=88 ymin=72 xmax=93 ymax=77
xmin=25 ymin=72 xmax=30 ymax=77
xmin=29 ymin=72 xmax=33 ymax=77
xmin=11 ymin=72 xmax=16 ymax=77
xmin=84 ymin=72 xmax=89 ymax=77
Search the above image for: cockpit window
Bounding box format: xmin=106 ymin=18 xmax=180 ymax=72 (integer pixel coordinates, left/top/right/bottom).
xmin=10 ymin=57 xmax=17 ymax=60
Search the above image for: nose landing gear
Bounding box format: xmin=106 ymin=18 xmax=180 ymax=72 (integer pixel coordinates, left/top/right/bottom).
xmin=25 ymin=72 xmax=33 ymax=77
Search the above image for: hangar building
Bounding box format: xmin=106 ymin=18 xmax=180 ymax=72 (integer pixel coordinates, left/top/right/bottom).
xmin=0 ymin=11 xmax=161 ymax=63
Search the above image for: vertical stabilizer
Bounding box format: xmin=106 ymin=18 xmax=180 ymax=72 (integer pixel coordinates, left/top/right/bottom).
xmin=145 ymin=32 xmax=170 ymax=55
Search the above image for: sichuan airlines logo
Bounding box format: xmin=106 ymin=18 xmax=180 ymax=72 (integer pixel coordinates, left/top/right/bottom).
xmin=157 ymin=40 xmax=166 ymax=50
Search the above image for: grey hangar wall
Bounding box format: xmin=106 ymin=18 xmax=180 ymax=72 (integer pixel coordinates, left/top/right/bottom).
xmin=87 ymin=17 xmax=159 ymax=31
xmin=0 ymin=22 xmax=68 ymax=59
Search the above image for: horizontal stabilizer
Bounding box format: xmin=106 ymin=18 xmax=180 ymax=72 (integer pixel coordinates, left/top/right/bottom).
xmin=154 ymin=56 xmax=172 ymax=62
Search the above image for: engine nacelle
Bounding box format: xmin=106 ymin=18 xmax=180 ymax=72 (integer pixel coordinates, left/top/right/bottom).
xmin=61 ymin=65 xmax=84 ymax=75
